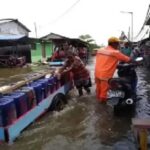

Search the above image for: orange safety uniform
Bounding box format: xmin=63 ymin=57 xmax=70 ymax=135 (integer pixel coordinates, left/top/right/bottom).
xmin=95 ymin=45 xmax=130 ymax=102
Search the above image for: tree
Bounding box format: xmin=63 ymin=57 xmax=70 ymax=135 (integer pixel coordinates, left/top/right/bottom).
xmin=79 ymin=34 xmax=94 ymax=43
xmin=79 ymin=34 xmax=101 ymax=51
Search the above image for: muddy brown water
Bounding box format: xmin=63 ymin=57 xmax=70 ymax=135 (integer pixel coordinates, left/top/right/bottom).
xmin=0 ymin=58 xmax=149 ymax=150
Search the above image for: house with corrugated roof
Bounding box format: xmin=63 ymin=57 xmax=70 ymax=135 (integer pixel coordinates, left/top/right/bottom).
xmin=0 ymin=18 xmax=30 ymax=36
xmin=0 ymin=19 xmax=32 ymax=65
xmin=32 ymin=32 xmax=89 ymax=63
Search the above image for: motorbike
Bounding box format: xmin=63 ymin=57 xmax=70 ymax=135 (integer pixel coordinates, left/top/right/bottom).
xmin=107 ymin=57 xmax=143 ymax=116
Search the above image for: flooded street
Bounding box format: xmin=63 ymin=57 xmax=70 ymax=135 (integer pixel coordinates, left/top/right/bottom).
xmin=0 ymin=57 xmax=150 ymax=150
xmin=136 ymin=67 xmax=150 ymax=118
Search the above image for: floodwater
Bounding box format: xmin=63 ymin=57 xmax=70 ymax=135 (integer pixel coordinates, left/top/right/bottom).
xmin=0 ymin=58 xmax=149 ymax=150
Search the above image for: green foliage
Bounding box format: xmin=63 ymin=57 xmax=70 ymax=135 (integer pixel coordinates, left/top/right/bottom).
xmin=79 ymin=34 xmax=101 ymax=51
xmin=79 ymin=34 xmax=94 ymax=43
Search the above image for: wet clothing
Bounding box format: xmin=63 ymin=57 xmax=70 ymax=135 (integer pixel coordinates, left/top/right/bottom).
xmin=95 ymin=78 xmax=109 ymax=101
xmin=64 ymin=56 xmax=91 ymax=95
xmin=75 ymin=78 xmax=91 ymax=96
xmin=95 ymin=46 xmax=130 ymax=102
xmin=65 ymin=56 xmax=89 ymax=80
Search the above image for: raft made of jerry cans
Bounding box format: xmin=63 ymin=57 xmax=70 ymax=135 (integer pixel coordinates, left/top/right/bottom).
xmin=0 ymin=70 xmax=73 ymax=143
xmin=0 ymin=97 xmax=16 ymax=127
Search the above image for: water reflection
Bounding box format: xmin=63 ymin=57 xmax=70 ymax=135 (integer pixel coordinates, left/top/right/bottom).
xmin=0 ymin=64 xmax=50 ymax=86
xmin=136 ymin=67 xmax=150 ymax=118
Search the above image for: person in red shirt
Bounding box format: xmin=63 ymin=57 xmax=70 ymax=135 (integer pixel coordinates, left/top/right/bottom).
xmin=95 ymin=37 xmax=131 ymax=103
xmin=63 ymin=51 xmax=91 ymax=96
xmin=51 ymin=47 xmax=66 ymax=61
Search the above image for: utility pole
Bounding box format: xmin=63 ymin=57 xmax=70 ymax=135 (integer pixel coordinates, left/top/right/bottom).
xmin=128 ymin=27 xmax=130 ymax=40
xmin=34 ymin=22 xmax=38 ymax=38
xmin=120 ymin=11 xmax=134 ymax=41
xmin=131 ymin=12 xmax=133 ymax=41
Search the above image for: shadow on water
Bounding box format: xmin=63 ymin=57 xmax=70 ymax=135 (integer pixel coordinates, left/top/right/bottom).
xmin=0 ymin=58 xmax=150 ymax=150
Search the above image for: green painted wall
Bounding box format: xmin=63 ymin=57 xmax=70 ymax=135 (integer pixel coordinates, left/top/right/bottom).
xmin=31 ymin=43 xmax=42 ymax=62
xmin=45 ymin=42 xmax=53 ymax=58
xmin=31 ymin=42 xmax=53 ymax=62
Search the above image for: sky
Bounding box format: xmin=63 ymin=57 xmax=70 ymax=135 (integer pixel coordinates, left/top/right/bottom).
xmin=0 ymin=0 xmax=150 ymax=45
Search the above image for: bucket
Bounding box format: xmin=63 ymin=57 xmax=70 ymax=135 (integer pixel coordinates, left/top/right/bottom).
xmin=44 ymin=78 xmax=52 ymax=95
xmin=37 ymin=79 xmax=49 ymax=99
xmin=29 ymin=82 xmax=43 ymax=104
xmin=47 ymin=76 xmax=61 ymax=93
xmin=5 ymin=92 xmax=28 ymax=118
xmin=20 ymin=87 xmax=37 ymax=110
xmin=52 ymin=76 xmax=60 ymax=90
xmin=0 ymin=97 xmax=17 ymax=126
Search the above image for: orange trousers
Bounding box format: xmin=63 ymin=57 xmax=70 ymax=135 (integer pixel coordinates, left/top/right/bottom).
xmin=96 ymin=79 xmax=109 ymax=102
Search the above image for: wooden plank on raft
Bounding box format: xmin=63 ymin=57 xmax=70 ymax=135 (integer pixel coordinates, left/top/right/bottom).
xmin=132 ymin=118 xmax=150 ymax=129
xmin=0 ymin=71 xmax=52 ymax=94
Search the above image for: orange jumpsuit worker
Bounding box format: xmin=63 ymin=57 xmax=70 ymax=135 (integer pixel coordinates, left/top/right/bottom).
xmin=95 ymin=37 xmax=131 ymax=103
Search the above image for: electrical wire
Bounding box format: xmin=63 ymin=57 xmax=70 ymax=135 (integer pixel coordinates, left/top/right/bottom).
xmin=145 ymin=5 xmax=150 ymax=23
xmin=141 ymin=28 xmax=150 ymax=40
xmin=39 ymin=0 xmax=81 ymax=29
xmin=134 ymin=4 xmax=150 ymax=40
xmin=137 ymin=27 xmax=150 ymax=46
xmin=51 ymin=0 xmax=81 ymax=24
